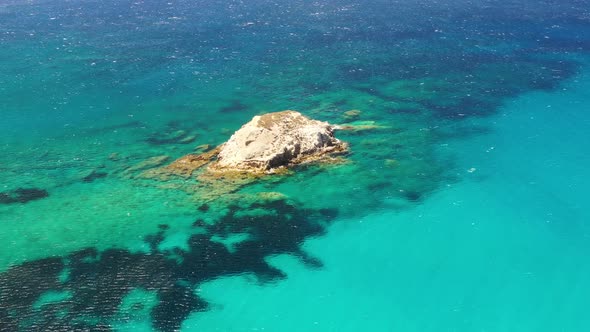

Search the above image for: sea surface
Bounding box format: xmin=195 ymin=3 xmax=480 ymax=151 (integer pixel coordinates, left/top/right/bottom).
xmin=1 ymin=0 xmax=590 ymax=331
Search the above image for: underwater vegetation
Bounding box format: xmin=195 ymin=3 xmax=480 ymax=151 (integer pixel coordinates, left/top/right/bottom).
xmin=0 ymin=195 xmax=331 ymax=332
xmin=0 ymin=188 xmax=48 ymax=205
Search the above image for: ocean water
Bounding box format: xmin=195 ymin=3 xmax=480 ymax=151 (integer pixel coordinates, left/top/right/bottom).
xmin=1 ymin=0 xmax=589 ymax=331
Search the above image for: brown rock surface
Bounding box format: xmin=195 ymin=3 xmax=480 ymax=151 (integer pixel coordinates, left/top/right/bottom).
xmin=141 ymin=147 xmax=220 ymax=180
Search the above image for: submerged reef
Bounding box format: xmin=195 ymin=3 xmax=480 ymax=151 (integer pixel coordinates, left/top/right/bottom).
xmin=0 ymin=188 xmax=48 ymax=205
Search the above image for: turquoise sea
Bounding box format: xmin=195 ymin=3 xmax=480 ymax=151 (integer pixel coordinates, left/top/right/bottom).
xmin=1 ymin=0 xmax=590 ymax=331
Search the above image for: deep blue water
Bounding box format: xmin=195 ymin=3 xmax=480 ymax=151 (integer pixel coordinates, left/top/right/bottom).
xmin=1 ymin=0 xmax=590 ymax=331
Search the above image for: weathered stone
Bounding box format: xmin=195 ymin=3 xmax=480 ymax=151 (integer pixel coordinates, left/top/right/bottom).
xmin=179 ymin=135 xmax=197 ymax=144
xmin=194 ymin=144 xmax=212 ymax=152
xmin=121 ymin=155 xmax=170 ymax=179
xmin=384 ymin=159 xmax=398 ymax=167
xmin=210 ymin=110 xmax=347 ymax=173
xmin=163 ymin=147 xmax=220 ymax=177
xmin=336 ymin=120 xmax=389 ymax=131
xmin=146 ymin=128 xmax=197 ymax=145
xmin=128 ymin=155 xmax=170 ymax=172
xmin=108 ymin=153 xmax=120 ymax=161
xmin=343 ymin=109 xmax=361 ymax=120
xmin=141 ymin=147 xmax=221 ymax=180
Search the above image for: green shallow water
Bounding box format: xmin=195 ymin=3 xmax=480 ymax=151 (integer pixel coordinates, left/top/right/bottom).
xmin=1 ymin=0 xmax=590 ymax=331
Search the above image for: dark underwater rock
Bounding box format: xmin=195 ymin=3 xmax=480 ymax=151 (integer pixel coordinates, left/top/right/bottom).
xmin=81 ymin=169 xmax=108 ymax=183
xmin=0 ymin=188 xmax=49 ymax=204
xmin=146 ymin=126 xmax=197 ymax=146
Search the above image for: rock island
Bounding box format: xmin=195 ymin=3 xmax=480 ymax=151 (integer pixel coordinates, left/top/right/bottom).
xmin=155 ymin=110 xmax=348 ymax=178
xmin=210 ymin=110 xmax=348 ymax=173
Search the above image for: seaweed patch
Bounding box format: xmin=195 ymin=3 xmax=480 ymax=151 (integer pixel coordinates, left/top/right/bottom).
xmin=0 ymin=197 xmax=334 ymax=331
xmin=0 ymin=188 xmax=49 ymax=205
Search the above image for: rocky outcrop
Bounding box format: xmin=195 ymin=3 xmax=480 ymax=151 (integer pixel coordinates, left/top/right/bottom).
xmin=210 ymin=110 xmax=347 ymax=173
xmin=137 ymin=110 xmax=348 ymax=184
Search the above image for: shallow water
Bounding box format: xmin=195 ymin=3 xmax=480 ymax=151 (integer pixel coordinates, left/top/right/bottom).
xmin=1 ymin=0 xmax=589 ymax=331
